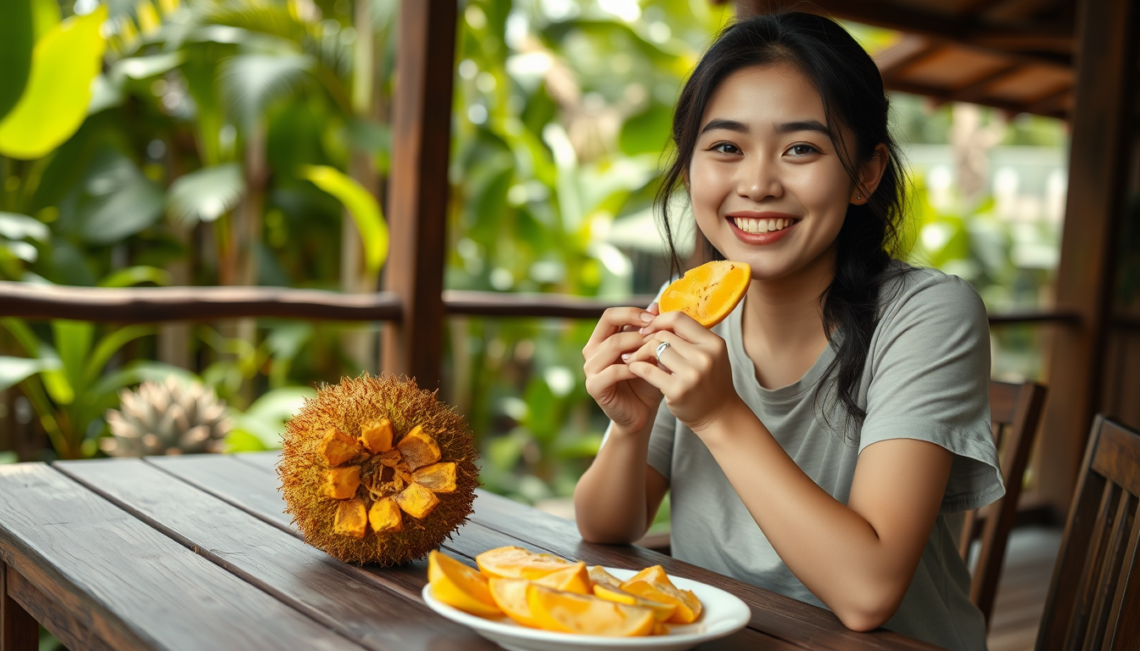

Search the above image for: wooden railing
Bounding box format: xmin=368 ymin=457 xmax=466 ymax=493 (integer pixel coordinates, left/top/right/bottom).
xmin=0 ymin=281 xmax=1082 ymax=325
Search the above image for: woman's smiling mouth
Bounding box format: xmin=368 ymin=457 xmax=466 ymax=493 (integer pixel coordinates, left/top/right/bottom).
xmin=726 ymin=212 xmax=799 ymax=244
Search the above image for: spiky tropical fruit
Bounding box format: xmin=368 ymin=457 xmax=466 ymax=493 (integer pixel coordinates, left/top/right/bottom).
xmin=278 ymin=374 xmax=478 ymax=565
xmin=102 ymin=378 xmax=230 ymax=456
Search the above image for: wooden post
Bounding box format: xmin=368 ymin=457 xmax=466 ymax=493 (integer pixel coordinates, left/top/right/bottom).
xmin=1037 ymin=0 xmax=1138 ymax=513
xmin=381 ymin=0 xmax=458 ymax=389
xmin=1 ymin=563 xmax=38 ymax=651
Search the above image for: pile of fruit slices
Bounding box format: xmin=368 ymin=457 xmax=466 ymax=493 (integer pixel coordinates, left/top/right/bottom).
xmin=428 ymin=546 xmax=703 ymax=637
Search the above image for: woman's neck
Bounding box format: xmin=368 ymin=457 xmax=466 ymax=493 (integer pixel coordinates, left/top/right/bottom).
xmin=740 ymin=246 xmax=836 ymax=388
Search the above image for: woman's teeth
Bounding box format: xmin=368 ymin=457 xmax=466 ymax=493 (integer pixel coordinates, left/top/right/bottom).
xmin=732 ymin=217 xmax=792 ymax=233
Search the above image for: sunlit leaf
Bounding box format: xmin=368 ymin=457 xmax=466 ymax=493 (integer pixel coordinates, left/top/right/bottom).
xmin=0 ymin=6 xmax=108 ymax=160
xmin=70 ymin=147 xmax=165 ymax=244
xmin=0 ymin=357 xmax=56 ymax=393
xmin=113 ymin=50 xmax=183 ymax=79
xmin=84 ymin=325 xmax=155 ymax=385
xmin=31 ymin=0 xmax=59 ymax=42
xmin=167 ymin=163 xmax=245 ymax=225
xmin=220 ymin=52 xmax=311 ymax=128
xmin=299 ymin=165 xmax=388 ymax=274
xmin=0 ymin=212 xmax=49 ymax=242
xmin=0 ymin=0 xmax=34 ymax=122
xmin=98 ymin=266 xmax=172 ymax=288
xmin=53 ymin=320 xmax=93 ymax=399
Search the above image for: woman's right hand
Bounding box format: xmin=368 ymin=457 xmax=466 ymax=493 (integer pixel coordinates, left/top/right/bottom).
xmin=583 ymin=303 xmax=664 ymax=434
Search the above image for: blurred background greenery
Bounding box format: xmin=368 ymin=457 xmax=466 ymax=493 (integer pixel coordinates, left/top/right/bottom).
xmin=0 ymin=0 xmax=1067 ymax=513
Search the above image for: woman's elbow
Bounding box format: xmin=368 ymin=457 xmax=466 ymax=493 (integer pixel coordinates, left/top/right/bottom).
xmin=832 ymin=587 xmax=904 ymax=632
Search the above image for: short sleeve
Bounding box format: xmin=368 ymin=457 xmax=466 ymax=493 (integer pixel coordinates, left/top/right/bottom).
xmin=858 ymin=274 xmax=1005 ymax=513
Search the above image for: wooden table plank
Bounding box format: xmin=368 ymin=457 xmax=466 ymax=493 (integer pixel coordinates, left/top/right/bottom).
xmin=234 ymin=452 xmax=943 ymax=651
xmin=0 ymin=464 xmax=363 ymax=651
xmin=154 ymin=454 xmax=797 ymax=650
xmin=55 ymin=458 xmax=500 ymax=651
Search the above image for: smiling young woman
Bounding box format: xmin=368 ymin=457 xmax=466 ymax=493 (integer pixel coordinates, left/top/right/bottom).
xmin=574 ymin=13 xmax=1002 ymax=651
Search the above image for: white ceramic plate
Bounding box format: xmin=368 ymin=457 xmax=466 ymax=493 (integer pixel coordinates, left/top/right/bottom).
xmin=422 ymin=567 xmax=751 ymax=651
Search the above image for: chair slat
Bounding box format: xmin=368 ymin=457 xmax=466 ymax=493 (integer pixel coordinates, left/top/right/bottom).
xmin=1081 ymin=492 xmax=1136 ymax=651
xmin=1105 ymin=506 xmax=1140 ymax=650
xmin=1037 ymin=416 xmax=1140 ymax=651
xmin=1065 ymin=482 xmax=1121 ymax=650
xmin=963 ymin=381 xmax=1047 ymax=626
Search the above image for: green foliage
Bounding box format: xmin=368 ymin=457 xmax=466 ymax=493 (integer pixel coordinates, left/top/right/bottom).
xmin=0 ymin=6 xmax=108 ymax=159
xmin=0 ymin=0 xmax=34 ymax=122
xmin=0 ymin=316 xmax=164 ymax=458
xmin=300 ymin=164 xmax=388 ymax=273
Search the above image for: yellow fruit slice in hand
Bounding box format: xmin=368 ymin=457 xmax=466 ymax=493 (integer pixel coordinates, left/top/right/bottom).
xmin=659 ymin=260 xmax=751 ymax=328
xmin=476 ymin=546 xmax=572 ymax=580
xmin=533 ymin=561 xmax=590 ymax=594
xmin=488 ymin=578 xmax=540 ymax=627
xmin=620 ymin=565 xmax=703 ymax=624
xmin=428 ymin=551 xmax=502 ymax=617
xmin=593 ymin=582 xmax=677 ymax=622
xmin=526 ymin=584 xmax=655 ymax=637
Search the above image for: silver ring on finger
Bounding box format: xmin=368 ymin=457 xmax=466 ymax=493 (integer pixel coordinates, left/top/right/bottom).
xmin=655 ymin=341 xmax=671 ymax=365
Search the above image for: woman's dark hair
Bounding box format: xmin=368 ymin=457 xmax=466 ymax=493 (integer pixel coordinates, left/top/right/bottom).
xmin=655 ymin=11 xmax=909 ymax=430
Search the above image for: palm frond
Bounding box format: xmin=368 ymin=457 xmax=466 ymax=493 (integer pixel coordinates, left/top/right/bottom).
xmin=167 ymin=163 xmax=245 ymax=226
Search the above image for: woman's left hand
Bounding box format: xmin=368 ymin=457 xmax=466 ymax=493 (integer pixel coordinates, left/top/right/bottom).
xmin=627 ymin=311 xmax=744 ymax=434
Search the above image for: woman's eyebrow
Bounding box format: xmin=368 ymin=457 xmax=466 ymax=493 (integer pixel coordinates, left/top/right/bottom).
xmin=700 ymin=118 xmax=748 ymax=134
xmin=774 ymin=119 xmax=831 ymax=136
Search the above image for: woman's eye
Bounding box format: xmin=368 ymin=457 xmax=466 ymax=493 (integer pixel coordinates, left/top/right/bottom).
xmin=787 ymin=144 xmax=818 ymax=157
xmin=712 ymin=143 xmax=741 ymax=155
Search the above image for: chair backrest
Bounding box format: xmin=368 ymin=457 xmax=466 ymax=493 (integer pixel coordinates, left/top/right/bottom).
xmin=1036 ymin=416 xmax=1140 ymax=651
xmin=959 ymin=380 xmax=1047 ymax=626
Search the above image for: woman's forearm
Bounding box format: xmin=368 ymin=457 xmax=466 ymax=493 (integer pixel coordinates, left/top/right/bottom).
xmin=573 ymin=423 xmax=653 ymax=543
xmin=697 ymin=401 xmax=947 ymax=630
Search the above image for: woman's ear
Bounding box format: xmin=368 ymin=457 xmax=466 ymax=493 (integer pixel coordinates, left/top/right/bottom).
xmin=850 ymin=144 xmax=889 ymax=205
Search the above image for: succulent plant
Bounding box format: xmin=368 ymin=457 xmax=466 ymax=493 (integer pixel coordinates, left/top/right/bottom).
xmin=102 ymin=377 xmax=231 ymax=456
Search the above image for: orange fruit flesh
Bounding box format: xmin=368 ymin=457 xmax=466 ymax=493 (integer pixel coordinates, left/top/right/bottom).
xmin=533 ymin=561 xmax=590 ymax=594
xmin=488 ymin=578 xmax=539 ymax=627
xmin=526 ymin=584 xmax=655 ymax=637
xmin=476 ymin=546 xmax=572 ymax=580
xmin=620 ymin=565 xmax=703 ymax=624
xmin=658 ymin=260 xmax=751 ymax=328
xmin=593 ymin=582 xmax=677 ymax=622
xmin=428 ymin=551 xmax=502 ymax=618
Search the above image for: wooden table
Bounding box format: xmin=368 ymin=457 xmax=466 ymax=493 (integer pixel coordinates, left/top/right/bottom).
xmin=0 ymin=453 xmax=944 ymax=651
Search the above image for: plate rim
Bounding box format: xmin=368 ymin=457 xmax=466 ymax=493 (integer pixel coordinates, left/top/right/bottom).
xmin=421 ymin=566 xmax=751 ymax=647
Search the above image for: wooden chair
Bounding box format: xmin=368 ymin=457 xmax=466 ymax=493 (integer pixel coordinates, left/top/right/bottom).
xmin=958 ymin=380 xmax=1048 ymax=627
xmin=1036 ymin=416 xmax=1140 ymax=651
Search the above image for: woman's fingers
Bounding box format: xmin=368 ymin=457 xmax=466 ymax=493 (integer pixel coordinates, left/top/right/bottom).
xmin=640 ymin=309 xmax=711 ymax=345
xmin=584 ymin=363 xmax=640 ymax=400
xmin=585 ymin=307 xmax=655 ymax=357
xmin=629 ymin=330 xmax=699 ymax=369
xmin=628 ymin=359 xmax=681 ymax=396
xmin=583 ymin=331 xmax=651 ymax=376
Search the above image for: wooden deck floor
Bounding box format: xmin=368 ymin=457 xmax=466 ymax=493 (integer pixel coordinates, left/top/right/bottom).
xmin=985 ymin=526 xmax=1063 ymax=651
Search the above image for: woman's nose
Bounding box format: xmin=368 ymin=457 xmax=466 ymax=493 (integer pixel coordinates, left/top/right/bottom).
xmin=737 ymin=157 xmax=782 ymax=201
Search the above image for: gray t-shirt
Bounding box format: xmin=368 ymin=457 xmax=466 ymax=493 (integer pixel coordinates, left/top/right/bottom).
xmin=640 ymin=265 xmax=1002 ymax=651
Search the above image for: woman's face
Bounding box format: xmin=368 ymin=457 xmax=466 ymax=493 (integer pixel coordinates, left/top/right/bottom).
xmin=688 ymin=63 xmax=861 ymax=282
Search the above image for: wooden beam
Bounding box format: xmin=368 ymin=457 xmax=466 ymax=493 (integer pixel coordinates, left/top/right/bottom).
xmin=1038 ymin=0 xmax=1139 ymax=514
xmin=941 ymin=62 xmax=1026 ymax=105
xmin=381 ymin=0 xmax=458 ymax=389
xmin=874 ymin=36 xmax=940 ymax=76
xmin=0 ymin=283 xmax=404 ymax=323
xmin=882 ymin=79 xmax=1067 ymax=119
xmin=738 ymin=0 xmax=1074 ymax=62
xmin=0 ymin=283 xmax=1083 ymax=325
xmin=1 ymin=563 xmax=38 ymax=651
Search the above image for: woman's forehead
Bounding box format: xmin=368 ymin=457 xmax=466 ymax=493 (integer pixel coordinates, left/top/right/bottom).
xmin=701 ymin=63 xmax=827 ymax=132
